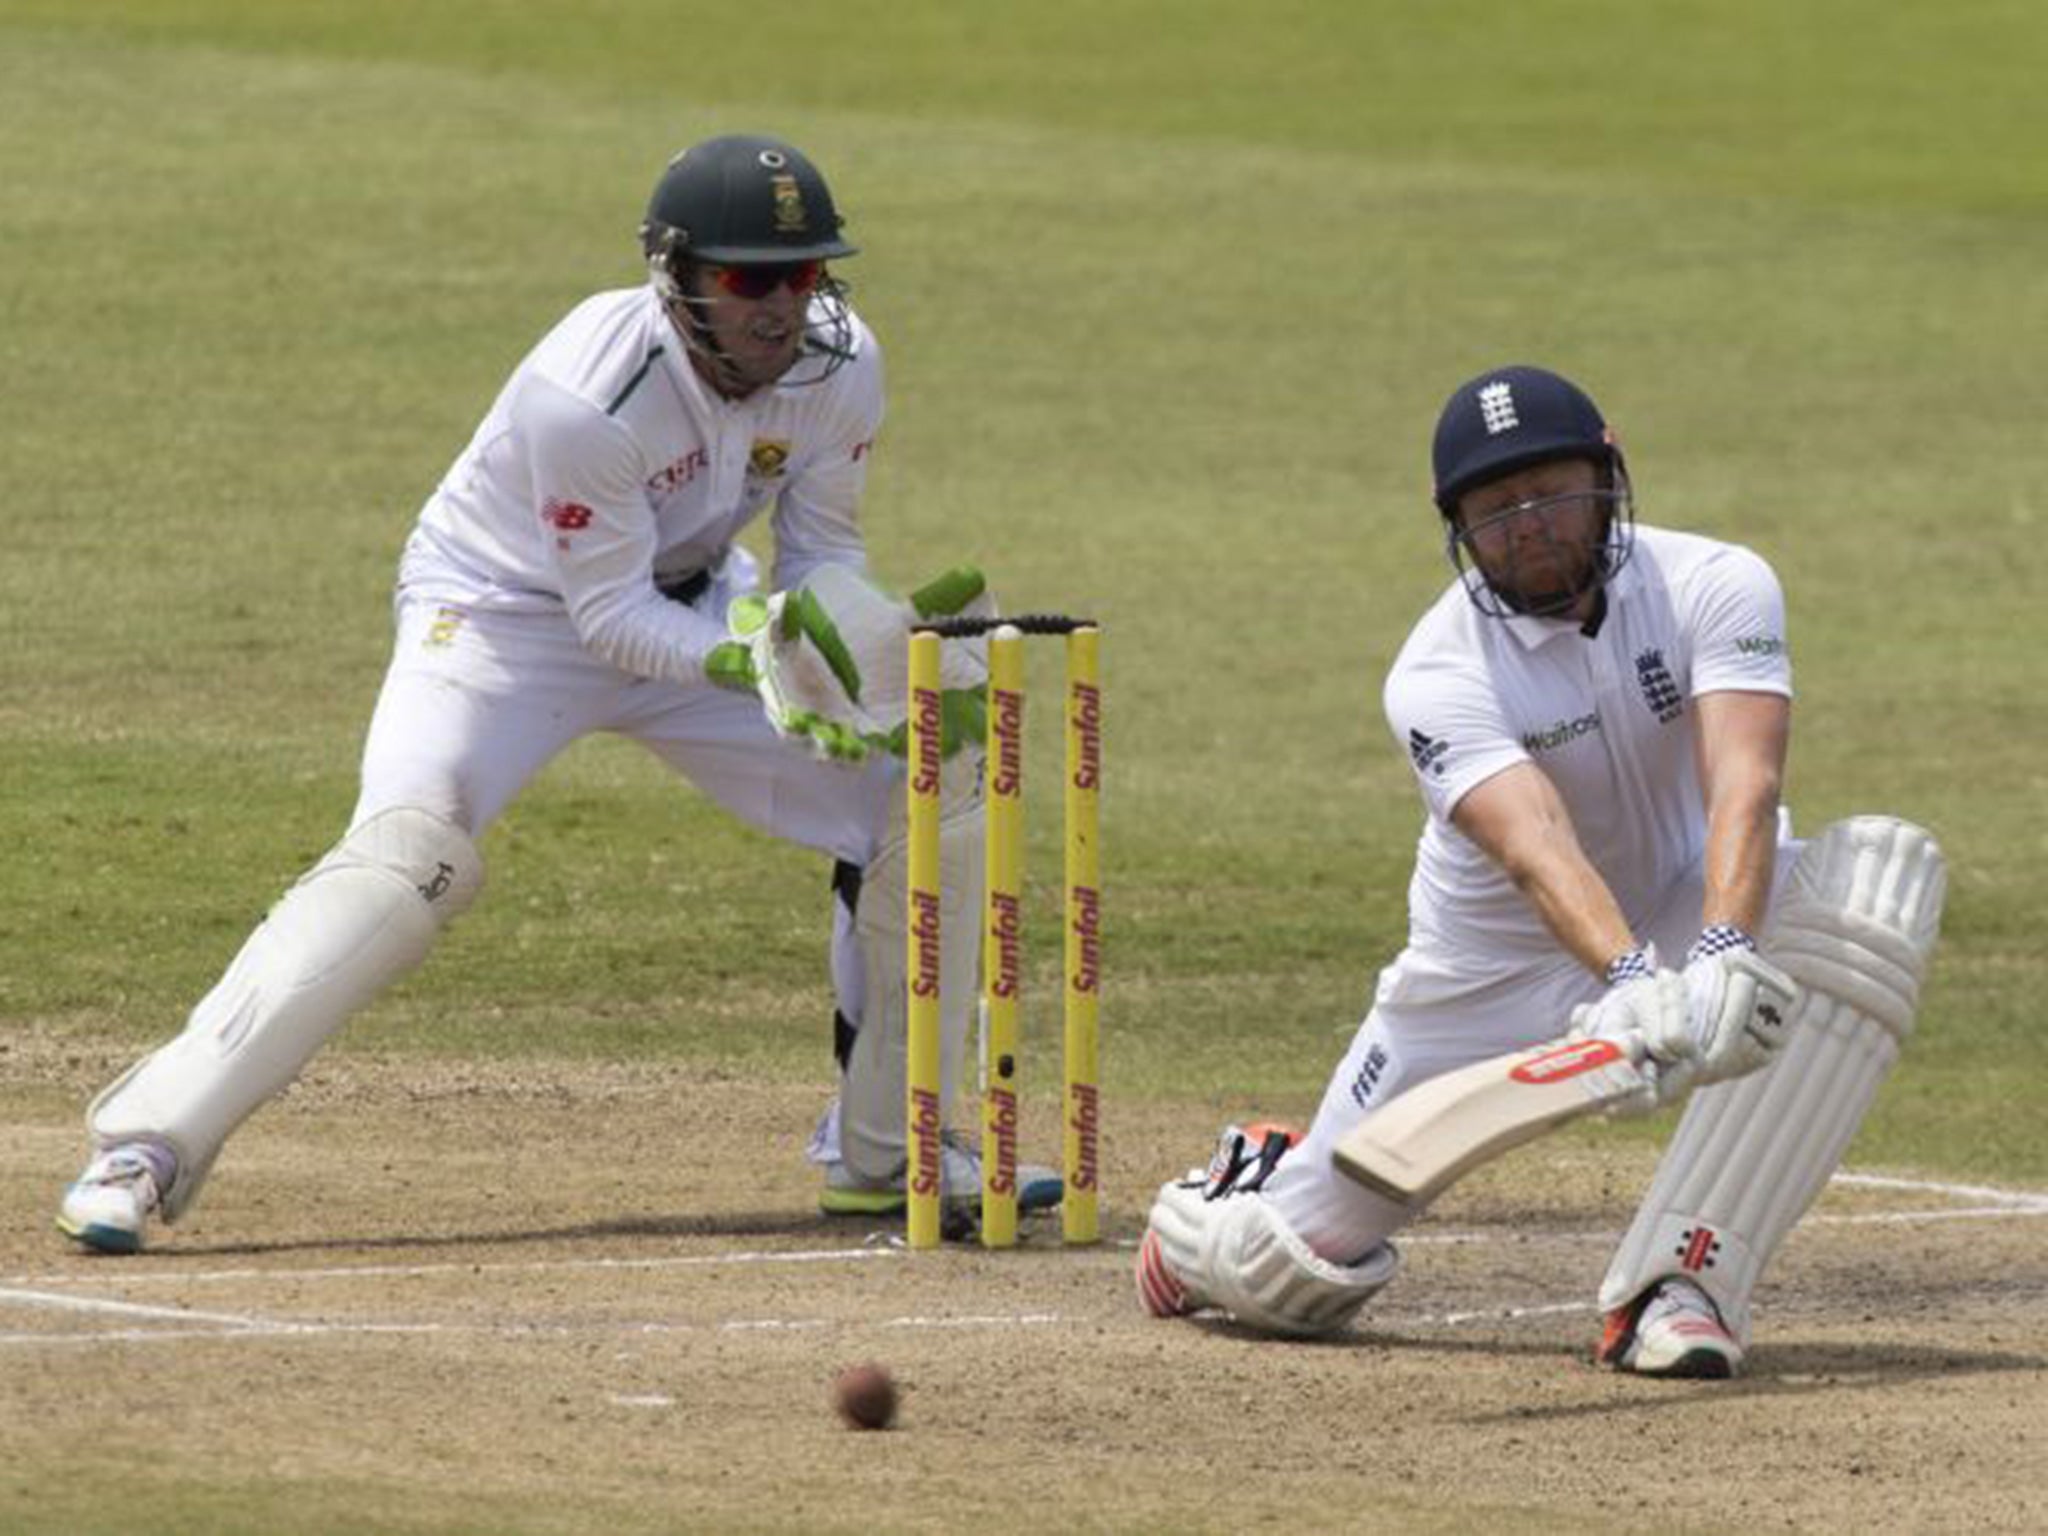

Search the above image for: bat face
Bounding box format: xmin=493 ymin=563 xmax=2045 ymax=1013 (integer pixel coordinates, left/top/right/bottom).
xmin=1332 ymin=1035 xmax=1650 ymax=1206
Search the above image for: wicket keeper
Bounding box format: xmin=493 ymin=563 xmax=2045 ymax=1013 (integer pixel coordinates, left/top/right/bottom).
xmin=58 ymin=134 xmax=1058 ymax=1253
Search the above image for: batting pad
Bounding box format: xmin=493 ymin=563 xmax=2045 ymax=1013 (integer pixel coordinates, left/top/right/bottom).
xmin=1144 ymin=1181 xmax=1401 ymax=1338
xmin=1598 ymin=817 xmax=1946 ymax=1343
xmin=89 ymin=807 xmax=482 ymax=1220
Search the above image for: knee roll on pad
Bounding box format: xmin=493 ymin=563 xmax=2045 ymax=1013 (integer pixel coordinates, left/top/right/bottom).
xmin=89 ymin=807 xmax=483 ymax=1220
xmin=1599 ymin=817 xmax=1945 ymax=1342
xmin=1767 ymin=814 xmax=1945 ymax=1037
xmin=1148 ymin=1181 xmax=1400 ymax=1338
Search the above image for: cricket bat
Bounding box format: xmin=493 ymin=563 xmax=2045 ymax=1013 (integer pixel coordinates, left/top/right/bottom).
xmin=1332 ymin=1036 xmax=1651 ymax=1206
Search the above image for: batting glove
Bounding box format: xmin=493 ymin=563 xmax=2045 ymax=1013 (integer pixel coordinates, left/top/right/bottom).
xmin=1568 ymin=945 xmax=1695 ymax=1112
xmin=1679 ymin=925 xmax=1800 ymax=1086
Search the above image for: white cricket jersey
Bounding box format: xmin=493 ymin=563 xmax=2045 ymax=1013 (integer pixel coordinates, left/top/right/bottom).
xmin=397 ymin=285 xmax=884 ymax=686
xmin=1383 ymin=525 xmax=1793 ymax=975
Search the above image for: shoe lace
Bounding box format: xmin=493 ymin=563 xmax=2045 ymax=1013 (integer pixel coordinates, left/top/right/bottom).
xmin=1645 ymin=1279 xmax=1721 ymax=1330
xmin=91 ymin=1145 xmax=172 ymax=1191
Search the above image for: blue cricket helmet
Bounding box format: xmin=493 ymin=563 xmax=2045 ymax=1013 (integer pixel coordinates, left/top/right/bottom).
xmin=1431 ymin=365 xmax=1620 ymax=515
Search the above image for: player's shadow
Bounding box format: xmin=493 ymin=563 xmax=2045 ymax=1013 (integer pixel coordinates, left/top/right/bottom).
xmin=1438 ymin=1338 xmax=2045 ymax=1420
xmin=1183 ymin=1320 xmax=1591 ymax=1360
xmin=124 ymin=1198 xmax=1067 ymax=1259
xmin=1177 ymin=1324 xmax=2044 ymax=1403
xmin=134 ymin=1208 xmax=866 ymax=1260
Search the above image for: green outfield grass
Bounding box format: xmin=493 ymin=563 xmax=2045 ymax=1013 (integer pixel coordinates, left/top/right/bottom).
xmin=3 ymin=0 xmax=2042 ymax=1193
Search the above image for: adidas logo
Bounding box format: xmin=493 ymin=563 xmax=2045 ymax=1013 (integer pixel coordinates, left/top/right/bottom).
xmin=1408 ymin=728 xmax=1448 ymax=777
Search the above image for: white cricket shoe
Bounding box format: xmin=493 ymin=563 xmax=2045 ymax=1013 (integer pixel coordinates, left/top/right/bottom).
xmin=56 ymin=1144 xmax=175 ymax=1255
xmin=1598 ymin=1277 xmax=1743 ymax=1378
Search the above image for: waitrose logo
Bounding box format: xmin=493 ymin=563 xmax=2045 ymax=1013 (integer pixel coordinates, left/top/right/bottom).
xmin=1522 ymin=711 xmax=1602 ymax=754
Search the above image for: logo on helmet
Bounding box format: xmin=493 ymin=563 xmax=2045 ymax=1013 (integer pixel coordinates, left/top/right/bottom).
xmin=1478 ymin=380 xmax=1519 ymax=435
xmin=770 ymin=173 xmax=808 ymax=233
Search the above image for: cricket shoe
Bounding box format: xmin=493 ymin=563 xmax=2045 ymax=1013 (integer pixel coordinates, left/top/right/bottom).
xmin=819 ymin=1130 xmax=1063 ymax=1219
xmin=1597 ymin=1277 xmax=1743 ymax=1379
xmin=56 ymin=1143 xmax=177 ymax=1255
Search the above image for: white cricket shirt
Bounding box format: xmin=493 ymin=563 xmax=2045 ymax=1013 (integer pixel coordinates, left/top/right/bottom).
xmin=397 ymin=285 xmax=883 ymax=686
xmin=1383 ymin=525 xmax=1793 ymax=975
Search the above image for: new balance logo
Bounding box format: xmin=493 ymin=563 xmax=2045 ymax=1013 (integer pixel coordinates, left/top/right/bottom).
xmin=1478 ymin=381 xmax=1519 ymax=434
xmin=1408 ymin=728 xmax=1449 ymax=778
xmin=1348 ymin=1043 xmax=1391 ymax=1108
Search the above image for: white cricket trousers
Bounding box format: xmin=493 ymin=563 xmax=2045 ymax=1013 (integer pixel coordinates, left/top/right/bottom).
xmin=359 ymin=592 xmax=896 ymax=858
xmin=1265 ymin=824 xmax=1804 ymax=1263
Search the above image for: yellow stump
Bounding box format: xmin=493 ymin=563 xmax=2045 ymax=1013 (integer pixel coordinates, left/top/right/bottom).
xmin=1062 ymin=627 xmax=1102 ymax=1245
xmin=981 ymin=626 xmax=1025 ymax=1248
xmin=905 ymin=630 xmax=946 ymax=1250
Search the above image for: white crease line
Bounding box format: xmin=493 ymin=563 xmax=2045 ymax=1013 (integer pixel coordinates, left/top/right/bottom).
xmin=1811 ymin=1205 xmax=2048 ymax=1228
xmin=0 ymin=1310 xmax=1073 ymax=1350
xmin=3 ymin=1244 xmax=899 ymax=1291
xmin=0 ymin=1287 xmax=281 ymax=1330
xmin=1831 ymin=1172 xmax=2048 ymax=1211
xmin=1407 ymin=1201 xmax=2048 ymax=1250
xmin=0 ymin=1322 xmax=454 ymax=1347
xmin=1414 ymin=1300 xmax=1593 ymax=1328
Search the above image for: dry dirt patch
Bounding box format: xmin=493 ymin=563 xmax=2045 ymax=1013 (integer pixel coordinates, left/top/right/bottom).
xmin=4 ymin=1043 xmax=2045 ymax=1533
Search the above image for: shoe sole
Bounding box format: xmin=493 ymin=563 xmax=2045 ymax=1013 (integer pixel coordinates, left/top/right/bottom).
xmin=819 ymin=1175 xmax=1065 ymax=1219
xmin=819 ymin=1187 xmax=912 ymax=1217
xmin=1626 ymin=1343 xmax=1738 ymax=1379
xmin=54 ymin=1214 xmax=142 ymax=1255
xmin=1651 ymin=1349 xmax=1736 ymax=1380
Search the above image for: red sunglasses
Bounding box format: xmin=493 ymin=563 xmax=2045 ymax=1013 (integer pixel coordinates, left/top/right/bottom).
xmin=706 ymin=260 xmax=825 ymax=300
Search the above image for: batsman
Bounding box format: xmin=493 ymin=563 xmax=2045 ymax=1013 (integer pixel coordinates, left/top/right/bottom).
xmin=57 ymin=133 xmax=1058 ymax=1253
xmin=1136 ymin=365 xmax=1946 ymax=1376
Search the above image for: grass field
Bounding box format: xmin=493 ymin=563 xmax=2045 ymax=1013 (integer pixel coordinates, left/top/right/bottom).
xmin=3 ymin=4 xmax=2045 ymax=1531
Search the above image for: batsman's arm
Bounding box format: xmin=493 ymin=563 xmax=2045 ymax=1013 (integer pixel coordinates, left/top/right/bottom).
xmin=1450 ymin=762 xmax=1640 ymax=978
xmin=1691 ymin=690 xmax=1790 ymax=934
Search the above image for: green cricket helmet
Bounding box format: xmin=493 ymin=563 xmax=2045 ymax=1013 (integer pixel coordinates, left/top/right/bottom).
xmin=640 ymin=134 xmax=858 ymax=268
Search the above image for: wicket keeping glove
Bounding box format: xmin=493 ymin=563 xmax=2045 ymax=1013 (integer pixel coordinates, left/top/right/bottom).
xmin=704 ymin=565 xmax=993 ymax=763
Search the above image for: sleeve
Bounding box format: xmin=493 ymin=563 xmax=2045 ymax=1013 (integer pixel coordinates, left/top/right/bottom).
xmin=1382 ymin=646 xmax=1528 ymax=825
xmin=521 ymin=373 xmax=725 ymax=684
xmin=768 ymin=326 xmax=884 ymax=592
xmin=1683 ymin=544 xmax=1793 ymax=700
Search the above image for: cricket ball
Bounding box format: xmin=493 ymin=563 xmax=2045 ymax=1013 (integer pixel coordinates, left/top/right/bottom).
xmin=833 ymin=1361 xmax=898 ymax=1431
